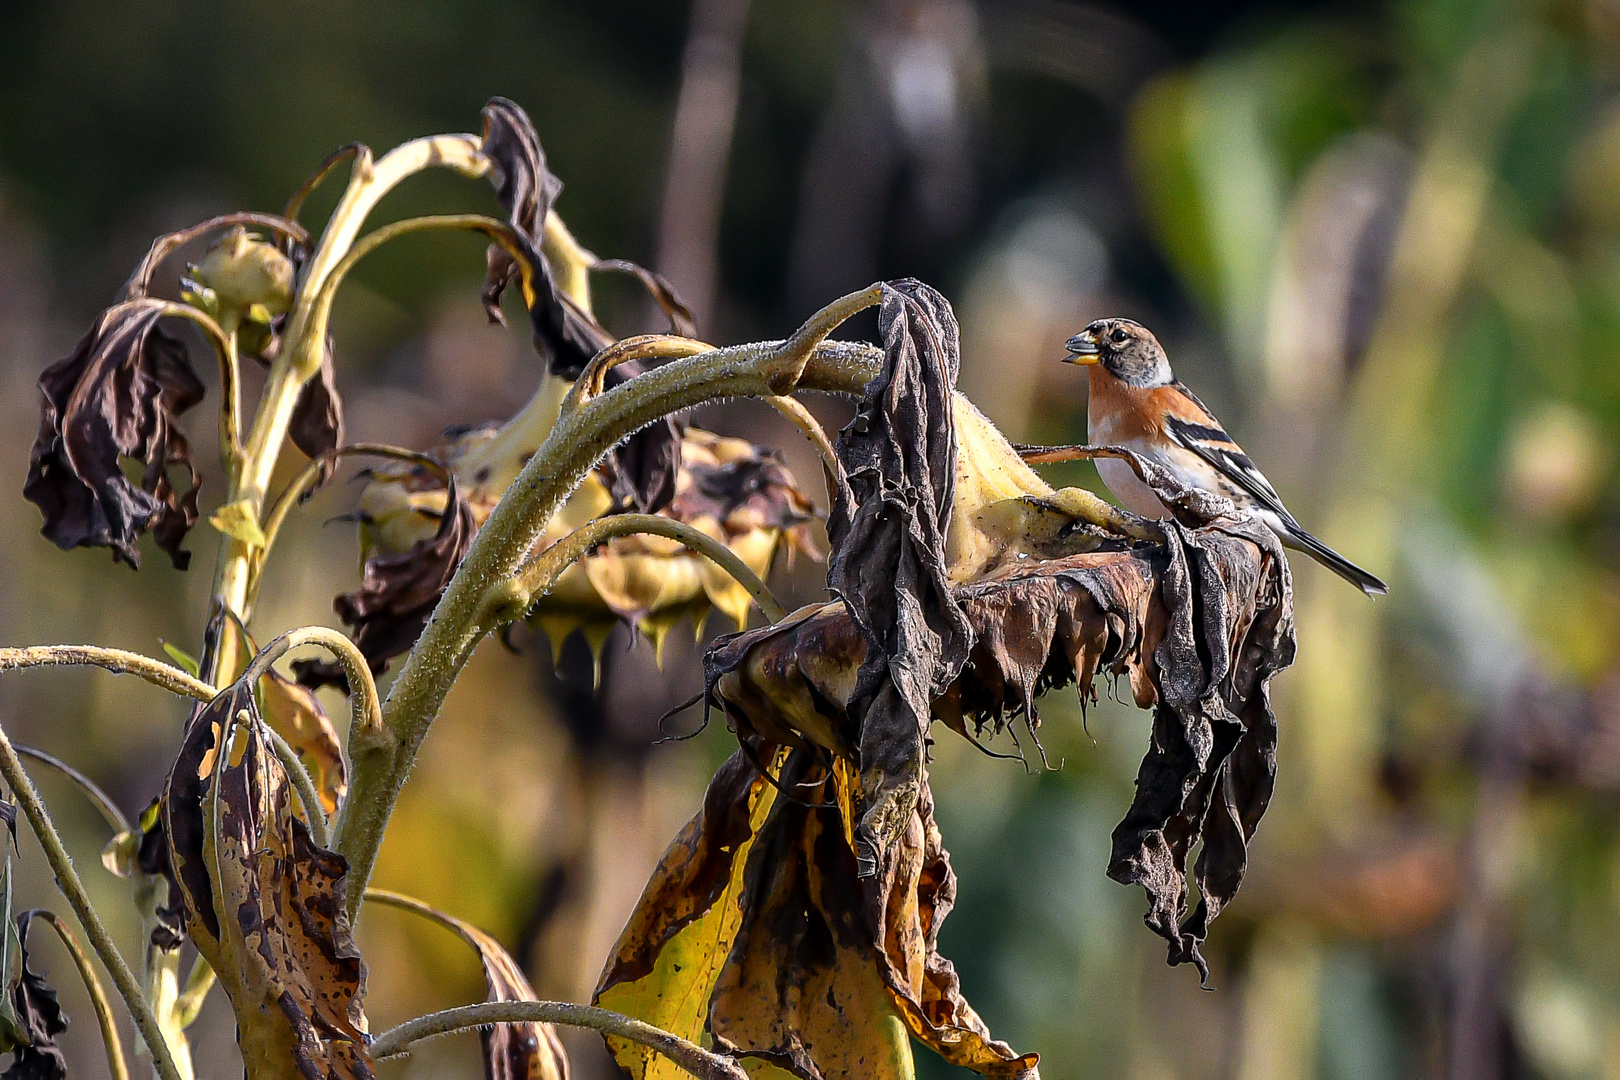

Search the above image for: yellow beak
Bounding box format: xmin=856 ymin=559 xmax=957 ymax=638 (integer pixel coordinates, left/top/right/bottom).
xmin=1063 ymin=331 xmax=1100 ymax=365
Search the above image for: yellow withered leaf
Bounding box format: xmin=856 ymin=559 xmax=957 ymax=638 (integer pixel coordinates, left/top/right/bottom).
xmin=257 ymin=669 xmax=347 ymax=815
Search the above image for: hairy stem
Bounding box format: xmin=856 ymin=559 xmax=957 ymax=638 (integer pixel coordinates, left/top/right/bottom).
xmin=334 ymin=328 xmax=882 ymax=916
xmin=0 ymin=727 xmax=185 ymax=1080
xmin=241 ymin=628 xmax=384 ymax=752
xmin=31 ymin=909 xmax=131 ymax=1080
xmin=370 ymin=1001 xmax=748 ymax=1080
xmin=0 ymin=647 xmax=214 ymax=702
xmin=503 ymin=513 xmax=787 ymax=625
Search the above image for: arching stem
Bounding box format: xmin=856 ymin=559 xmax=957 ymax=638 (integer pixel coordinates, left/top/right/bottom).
xmin=29 ymin=909 xmax=131 ymax=1080
xmin=370 ymin=1001 xmax=748 ymax=1080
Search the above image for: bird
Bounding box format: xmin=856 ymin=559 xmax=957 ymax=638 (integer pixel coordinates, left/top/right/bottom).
xmin=1063 ymin=317 xmax=1387 ymax=596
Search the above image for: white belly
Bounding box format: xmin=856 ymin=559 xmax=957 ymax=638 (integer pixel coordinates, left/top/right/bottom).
xmin=1095 ymin=453 xmax=1172 ymax=518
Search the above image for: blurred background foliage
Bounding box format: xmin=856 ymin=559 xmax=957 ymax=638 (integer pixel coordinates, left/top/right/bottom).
xmin=2 ymin=0 xmax=1620 ymax=1077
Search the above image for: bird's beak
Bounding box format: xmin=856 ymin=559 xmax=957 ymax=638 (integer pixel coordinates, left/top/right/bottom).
xmin=1063 ymin=331 xmax=1100 ymax=365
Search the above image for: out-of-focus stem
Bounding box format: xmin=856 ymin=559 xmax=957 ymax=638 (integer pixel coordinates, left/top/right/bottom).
xmin=768 ymin=395 xmax=840 ymax=487
xmin=32 ymin=909 xmax=131 ymax=1080
xmin=542 ymin=214 xmax=596 ymax=313
xmin=207 ymin=134 xmax=491 ymax=679
xmin=0 ymin=726 xmax=184 ymax=1080
xmin=13 ymin=746 xmax=131 ymax=835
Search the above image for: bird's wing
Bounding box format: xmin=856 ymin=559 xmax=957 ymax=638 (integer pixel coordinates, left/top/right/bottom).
xmin=1161 ymin=382 xmax=1300 ymax=528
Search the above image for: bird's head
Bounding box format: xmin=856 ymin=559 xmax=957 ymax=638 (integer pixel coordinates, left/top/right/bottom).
xmin=1064 ymin=318 xmax=1172 ymax=387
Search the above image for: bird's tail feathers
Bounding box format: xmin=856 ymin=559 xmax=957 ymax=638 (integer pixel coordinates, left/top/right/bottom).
xmin=1282 ymin=526 xmax=1388 ymax=596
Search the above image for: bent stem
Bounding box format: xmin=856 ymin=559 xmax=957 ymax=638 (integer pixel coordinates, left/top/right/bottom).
xmin=206 ymin=134 xmax=491 ymax=682
xmin=240 ymin=628 xmax=384 ymax=753
xmin=768 ymin=395 xmax=840 ymax=489
xmin=0 ymin=725 xmax=185 ymax=1080
xmin=13 ymin=746 xmax=131 ymax=835
xmin=370 ymin=1001 xmax=748 ymax=1080
xmin=31 ymin=909 xmax=131 ymax=1080
xmin=502 ymin=512 xmax=788 ymax=624
xmin=0 ymin=647 xmax=214 ymax=703
xmin=334 ymin=314 xmax=884 ymax=917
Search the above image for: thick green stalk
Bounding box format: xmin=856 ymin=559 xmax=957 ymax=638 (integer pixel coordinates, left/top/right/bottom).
xmin=333 ymin=336 xmax=883 ymax=916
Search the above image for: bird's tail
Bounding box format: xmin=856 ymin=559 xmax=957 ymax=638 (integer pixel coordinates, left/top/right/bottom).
xmin=1282 ymin=526 xmax=1388 ymax=596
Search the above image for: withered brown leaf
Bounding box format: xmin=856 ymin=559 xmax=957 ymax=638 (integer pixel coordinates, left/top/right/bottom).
xmin=2 ymin=913 xmax=69 ymax=1080
xmin=25 ymin=300 xmax=205 ymax=569
xmin=478 ymin=96 xmax=607 ymax=374
xmin=380 ymin=896 xmax=569 ymax=1080
xmin=258 ymin=669 xmax=347 ymax=815
xmin=826 ymin=279 xmax=973 ymax=876
xmin=477 ymin=96 xmax=683 ymax=514
xmin=287 ymin=336 xmax=346 ymax=491
xmin=297 ymin=477 xmax=477 ymax=690
xmin=597 ymin=750 xmax=1037 ymax=1080
xmin=163 ymin=682 xmax=372 ymax=1080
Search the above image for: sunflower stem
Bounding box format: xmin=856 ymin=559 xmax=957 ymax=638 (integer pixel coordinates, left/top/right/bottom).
xmin=0 ymin=647 xmax=214 ymax=703
xmin=32 ymin=909 xmax=131 ymax=1080
xmin=0 ymin=725 xmax=185 ymax=1080
xmin=335 ymin=306 xmax=883 ymax=918
xmin=370 ymin=1001 xmax=748 ymax=1080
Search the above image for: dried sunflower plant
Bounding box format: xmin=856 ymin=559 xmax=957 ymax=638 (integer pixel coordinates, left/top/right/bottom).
xmin=0 ymin=98 xmax=1295 ymax=1080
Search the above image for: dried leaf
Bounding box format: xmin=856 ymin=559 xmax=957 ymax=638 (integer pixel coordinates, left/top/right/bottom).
xmin=2 ymin=914 xmax=69 ymax=1080
xmin=478 ymin=96 xmax=607 ymax=374
xmin=598 ymin=751 xmax=1036 ymax=1080
xmin=297 ymin=478 xmax=476 ymax=690
xmin=476 ymin=96 xmax=682 ymax=513
xmin=826 ymin=280 xmax=972 ymax=875
xmin=25 ymin=299 xmax=205 ymax=569
xmin=258 ymin=670 xmax=347 ymax=814
xmin=394 ymin=899 xmax=568 ymax=1080
xmin=162 ymin=682 xmax=372 ymax=1079
xmin=288 ymin=336 xmax=345 ymax=491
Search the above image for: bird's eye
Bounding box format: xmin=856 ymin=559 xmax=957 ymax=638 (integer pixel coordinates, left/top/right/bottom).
xmin=1110 ymin=329 xmax=1129 ymax=344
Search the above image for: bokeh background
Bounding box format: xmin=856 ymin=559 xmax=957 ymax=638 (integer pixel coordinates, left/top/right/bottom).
xmin=3 ymin=0 xmax=1620 ymax=1077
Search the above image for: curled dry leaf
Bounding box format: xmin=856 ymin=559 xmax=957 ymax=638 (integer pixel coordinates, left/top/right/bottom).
xmin=826 ymin=279 xmax=972 ymax=877
xmin=25 ymin=300 xmax=205 ymax=569
xmin=297 ymin=477 xmax=477 ymax=690
xmin=2 ymin=913 xmax=69 ymax=1080
xmin=286 ymin=337 xmax=345 ymax=491
xmin=258 ymin=670 xmax=347 ymax=814
xmin=382 ymin=896 xmax=569 ymax=1080
xmin=162 ymin=682 xmax=371 ymax=1080
xmin=477 ymin=96 xmax=684 ymax=514
xmin=27 ymin=216 xmax=316 ymax=570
